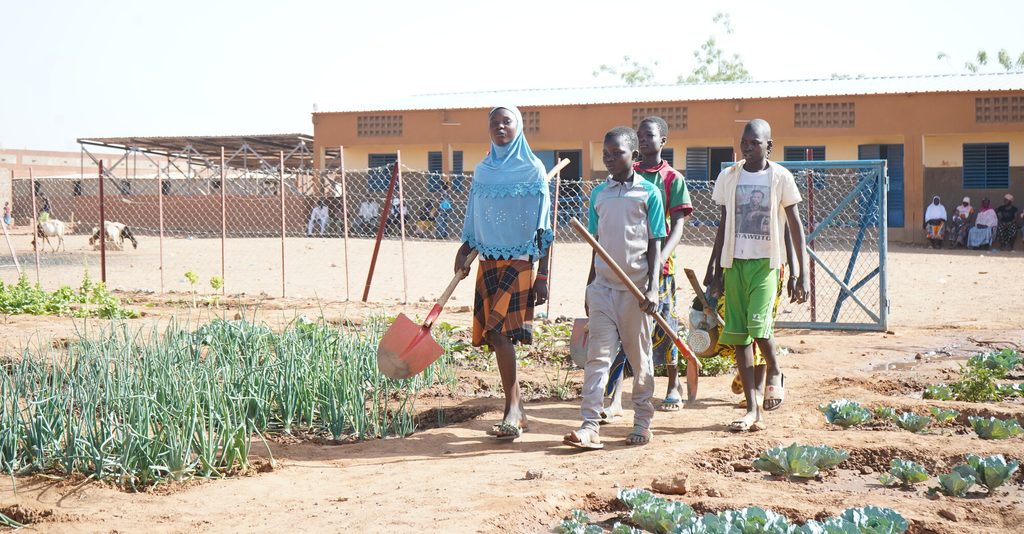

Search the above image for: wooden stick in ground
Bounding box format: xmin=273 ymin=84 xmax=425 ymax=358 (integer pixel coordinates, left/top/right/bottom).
xmin=569 ymin=217 xmax=701 ymax=400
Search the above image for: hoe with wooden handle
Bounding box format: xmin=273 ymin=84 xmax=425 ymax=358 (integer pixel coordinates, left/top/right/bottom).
xmin=570 ymin=217 xmax=701 ymax=400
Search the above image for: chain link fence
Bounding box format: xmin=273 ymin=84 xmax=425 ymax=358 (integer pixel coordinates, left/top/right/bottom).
xmin=3 ymin=159 xmax=886 ymax=330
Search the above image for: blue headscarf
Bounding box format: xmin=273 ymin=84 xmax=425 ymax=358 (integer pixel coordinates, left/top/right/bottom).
xmin=461 ymin=105 xmax=553 ymax=259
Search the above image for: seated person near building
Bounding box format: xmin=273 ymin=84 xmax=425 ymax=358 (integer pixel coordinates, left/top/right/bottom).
xmin=946 ymin=196 xmax=973 ymax=248
xmin=994 ymin=194 xmax=1019 ymax=251
xmin=923 ymin=195 xmax=946 ymax=249
xmin=968 ymin=198 xmax=997 ymax=249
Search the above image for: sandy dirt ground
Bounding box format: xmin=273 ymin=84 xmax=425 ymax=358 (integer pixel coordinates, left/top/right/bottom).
xmin=1 ymin=240 xmax=1023 ymax=533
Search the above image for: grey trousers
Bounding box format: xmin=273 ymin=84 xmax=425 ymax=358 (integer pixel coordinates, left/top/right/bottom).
xmin=580 ymin=284 xmax=655 ymax=432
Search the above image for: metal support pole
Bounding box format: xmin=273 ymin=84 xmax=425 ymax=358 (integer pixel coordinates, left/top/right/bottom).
xmin=158 ymin=165 xmax=164 ymax=294
xmin=220 ymin=147 xmax=227 ymax=295
xmin=340 ymin=146 xmax=350 ymax=301
xmin=397 ymin=150 xmax=408 ymax=304
xmin=99 ymin=160 xmax=106 ymax=283
xmin=3 ymin=170 xmax=21 ymax=276
xmin=29 ymin=169 xmax=40 ymax=283
xmin=362 ymin=162 xmax=400 ymax=302
xmin=547 ymin=167 xmax=562 ymax=319
xmin=805 ymin=148 xmax=816 ymax=322
xmin=279 ymin=151 xmax=286 ymax=298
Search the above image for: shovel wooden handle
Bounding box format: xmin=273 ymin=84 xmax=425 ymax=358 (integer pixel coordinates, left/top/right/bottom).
xmin=569 ymin=217 xmax=700 ymax=369
xmin=425 ymin=249 xmax=479 ymax=327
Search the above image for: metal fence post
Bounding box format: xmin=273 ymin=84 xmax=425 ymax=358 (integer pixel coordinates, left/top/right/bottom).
xmin=805 ymin=148 xmax=816 ymax=322
xmin=279 ymin=151 xmax=286 ymax=298
xmin=340 ymin=145 xmax=350 ymax=301
xmin=220 ymin=147 xmax=227 ymax=296
xmin=29 ymin=169 xmax=40 ymax=283
xmin=98 ymin=161 xmax=106 ymax=284
xmin=397 ymin=150 xmax=408 ymax=304
xmin=158 ymin=165 xmax=165 ymax=294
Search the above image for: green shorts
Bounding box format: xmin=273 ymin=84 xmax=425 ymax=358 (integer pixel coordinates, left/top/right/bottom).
xmin=720 ymin=258 xmax=779 ymax=346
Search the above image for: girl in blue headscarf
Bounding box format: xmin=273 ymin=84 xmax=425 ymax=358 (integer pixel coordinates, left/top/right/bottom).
xmin=453 ymin=105 xmax=553 ymax=441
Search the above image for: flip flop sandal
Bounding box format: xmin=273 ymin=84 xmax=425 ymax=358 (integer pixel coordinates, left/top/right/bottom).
xmin=487 ymin=422 xmax=529 ymax=436
xmin=626 ymin=427 xmax=652 ymax=446
xmin=492 ymin=422 xmax=522 ymax=441
xmin=659 ymin=397 xmax=682 ymax=412
xmin=763 ymin=374 xmax=785 ymax=412
xmin=728 ymin=419 xmax=752 ymax=432
xmin=563 ymin=428 xmax=604 ymax=450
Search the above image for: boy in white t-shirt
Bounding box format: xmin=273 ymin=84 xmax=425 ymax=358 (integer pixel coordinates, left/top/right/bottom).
xmin=706 ymin=119 xmax=810 ymax=432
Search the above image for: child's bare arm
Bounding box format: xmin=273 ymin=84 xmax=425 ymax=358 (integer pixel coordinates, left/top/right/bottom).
xmin=783 ymin=205 xmax=809 ymax=303
xmin=642 ymin=238 xmax=663 ymax=313
xmin=660 ymin=211 xmax=686 ymax=268
xmin=705 ymin=206 xmax=727 ymax=296
xmin=784 ymin=221 xmax=797 ymax=297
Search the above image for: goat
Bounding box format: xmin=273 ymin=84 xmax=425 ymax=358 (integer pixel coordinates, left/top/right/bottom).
xmin=32 ymin=220 xmax=67 ymax=252
xmin=89 ymin=221 xmax=138 ymax=250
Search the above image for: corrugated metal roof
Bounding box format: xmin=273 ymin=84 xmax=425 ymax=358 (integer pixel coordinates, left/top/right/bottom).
xmin=324 ymin=72 xmax=1024 ymax=113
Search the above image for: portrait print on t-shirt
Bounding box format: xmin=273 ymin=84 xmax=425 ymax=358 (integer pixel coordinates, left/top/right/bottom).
xmin=734 ymin=169 xmax=772 ymax=259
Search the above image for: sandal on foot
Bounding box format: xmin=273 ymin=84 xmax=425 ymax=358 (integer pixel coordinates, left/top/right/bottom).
xmin=763 ymin=374 xmax=785 ymax=412
xmin=492 ymin=422 xmax=522 ymax=441
xmin=660 ymin=396 xmax=682 ymax=412
xmin=563 ymin=428 xmax=604 ymax=450
xmin=486 ymin=422 xmax=529 ymax=436
xmin=626 ymin=427 xmax=652 ymax=446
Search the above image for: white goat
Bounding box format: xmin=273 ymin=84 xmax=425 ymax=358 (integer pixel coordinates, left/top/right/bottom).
xmin=32 ymin=220 xmax=67 ymax=252
xmin=89 ymin=222 xmax=138 ymax=250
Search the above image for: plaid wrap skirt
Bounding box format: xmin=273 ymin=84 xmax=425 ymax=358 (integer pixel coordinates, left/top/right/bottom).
xmin=472 ymin=259 xmax=536 ymax=347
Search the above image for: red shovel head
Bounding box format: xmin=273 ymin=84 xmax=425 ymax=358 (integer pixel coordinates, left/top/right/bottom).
xmin=377 ymin=313 xmax=444 ymax=379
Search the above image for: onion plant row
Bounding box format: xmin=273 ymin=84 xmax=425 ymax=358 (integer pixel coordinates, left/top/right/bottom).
xmin=0 ymin=315 xmax=455 ymax=489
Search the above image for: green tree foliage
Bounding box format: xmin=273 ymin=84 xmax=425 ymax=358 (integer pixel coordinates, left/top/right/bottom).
xmin=938 ymin=49 xmax=1024 ymax=73
xmin=678 ymin=13 xmax=751 ymax=84
xmin=592 ymin=55 xmax=658 ymax=85
xmin=592 ymin=13 xmax=751 ymax=85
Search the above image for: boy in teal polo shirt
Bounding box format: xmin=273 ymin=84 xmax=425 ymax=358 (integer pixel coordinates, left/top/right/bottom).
xmin=564 ymin=127 xmax=666 ymax=449
xmin=707 ymin=119 xmax=809 ymax=432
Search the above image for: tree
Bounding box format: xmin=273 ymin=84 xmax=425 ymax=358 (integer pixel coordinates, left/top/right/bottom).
xmin=938 ymin=49 xmax=1024 ymax=73
xmin=678 ymin=13 xmax=751 ymax=84
xmin=592 ymin=55 xmax=658 ymax=86
xmin=592 ymin=13 xmax=750 ymax=85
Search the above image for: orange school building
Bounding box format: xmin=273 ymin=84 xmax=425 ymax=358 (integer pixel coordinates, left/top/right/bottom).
xmin=312 ymin=73 xmax=1024 ymax=243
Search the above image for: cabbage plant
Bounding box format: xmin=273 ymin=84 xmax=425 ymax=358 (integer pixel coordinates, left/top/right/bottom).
xmin=954 ymin=454 xmax=1020 ymax=494
xmin=819 ymin=400 xmax=872 ymax=428
xmin=894 ymin=412 xmax=932 ymax=433
xmin=967 ymin=349 xmax=1021 ymax=372
xmin=557 ymin=510 xmax=602 ymax=534
xmin=752 ymin=443 xmax=849 ymax=478
xmin=929 ymin=470 xmax=976 ymax=497
xmin=873 ymin=406 xmax=897 ymax=421
xmin=928 ymin=407 xmax=959 ymax=425
xmin=922 ymin=383 xmax=954 ymax=401
xmin=969 ymin=416 xmax=1023 ymax=440
xmin=879 ymin=459 xmax=929 ymax=487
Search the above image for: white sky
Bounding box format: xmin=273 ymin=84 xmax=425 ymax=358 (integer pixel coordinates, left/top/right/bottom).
xmin=1 ymin=0 xmax=1021 ymax=151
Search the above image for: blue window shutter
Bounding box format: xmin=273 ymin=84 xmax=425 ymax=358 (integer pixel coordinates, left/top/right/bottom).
xmin=987 ymin=143 xmax=1010 ymax=189
xmin=427 ymin=151 xmax=443 ymax=192
xmin=367 ymin=153 xmax=397 ymax=192
xmin=662 ymin=148 xmax=675 ymax=167
xmin=885 ymin=144 xmax=905 ymax=227
xmin=685 ymin=147 xmax=709 ymax=189
xmin=784 ymin=146 xmax=826 ymax=161
xmin=452 ymin=151 xmax=465 ymax=192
